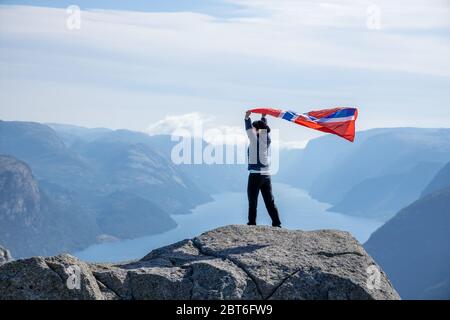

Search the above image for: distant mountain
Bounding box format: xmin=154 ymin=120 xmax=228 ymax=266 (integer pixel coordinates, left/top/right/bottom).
xmin=46 ymin=123 xmax=112 ymax=147
xmin=422 ymin=162 xmax=450 ymax=197
xmin=0 ymin=155 xmax=98 ymax=258
xmin=50 ymin=124 xmax=248 ymax=195
xmin=274 ymin=148 xmax=304 ymax=185
xmin=1 ymin=120 xmax=211 ymax=213
xmin=144 ymin=135 xmax=247 ymax=194
xmin=330 ymin=161 xmax=443 ymax=220
xmin=0 ymin=154 xmax=180 ymax=258
xmin=0 ymin=120 xmax=94 ymax=189
xmin=0 ymin=121 xmax=217 ymax=257
xmin=310 ymin=128 xmax=450 ymax=204
xmin=276 ymin=128 xmax=388 ymax=191
xmin=280 ymin=128 xmax=450 ymax=220
xmin=70 ymin=131 xmax=212 ymax=214
xmin=365 ymin=164 xmax=450 ymax=299
xmin=93 ymin=192 xmax=176 ymax=239
xmin=50 ymin=125 xmax=309 ymax=195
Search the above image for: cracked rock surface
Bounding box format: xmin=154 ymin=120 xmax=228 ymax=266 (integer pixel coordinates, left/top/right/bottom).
xmin=0 ymin=225 xmax=400 ymax=300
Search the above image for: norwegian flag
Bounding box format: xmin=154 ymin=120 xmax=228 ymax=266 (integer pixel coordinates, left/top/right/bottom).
xmin=250 ymin=107 xmax=359 ymax=142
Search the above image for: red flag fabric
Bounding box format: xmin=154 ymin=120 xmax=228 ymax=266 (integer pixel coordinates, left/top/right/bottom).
xmin=249 ymin=107 xmax=358 ymax=142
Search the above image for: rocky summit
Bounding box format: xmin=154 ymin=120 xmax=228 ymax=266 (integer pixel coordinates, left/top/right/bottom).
xmin=0 ymin=225 xmax=400 ymax=300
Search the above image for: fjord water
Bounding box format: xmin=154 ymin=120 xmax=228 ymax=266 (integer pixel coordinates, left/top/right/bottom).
xmin=74 ymin=183 xmax=383 ymax=262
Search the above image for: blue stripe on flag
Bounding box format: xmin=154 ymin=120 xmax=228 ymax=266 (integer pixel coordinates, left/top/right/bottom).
xmin=282 ymin=111 xmax=297 ymax=121
xmin=323 ymin=108 xmax=355 ymax=119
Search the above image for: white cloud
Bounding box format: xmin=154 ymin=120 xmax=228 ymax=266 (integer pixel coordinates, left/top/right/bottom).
xmin=0 ymin=3 xmax=449 ymax=141
xmin=146 ymin=112 xmax=213 ymax=137
xmin=145 ymin=112 xmax=248 ymax=146
xmin=226 ymin=0 xmax=450 ymax=30
xmin=0 ymin=3 xmax=449 ymax=76
xmin=204 ymin=125 xmax=248 ymax=146
xmin=280 ymin=140 xmax=308 ymax=149
xmin=145 ymin=111 xmax=307 ymax=149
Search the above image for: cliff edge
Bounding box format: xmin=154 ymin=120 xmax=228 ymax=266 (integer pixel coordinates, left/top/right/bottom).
xmin=0 ymin=225 xmax=400 ymax=300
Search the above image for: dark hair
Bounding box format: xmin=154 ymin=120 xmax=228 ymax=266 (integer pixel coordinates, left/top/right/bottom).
xmin=252 ymin=120 xmax=271 ymax=133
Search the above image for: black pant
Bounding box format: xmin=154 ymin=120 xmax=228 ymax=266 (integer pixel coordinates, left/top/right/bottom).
xmin=247 ymin=173 xmax=281 ymax=226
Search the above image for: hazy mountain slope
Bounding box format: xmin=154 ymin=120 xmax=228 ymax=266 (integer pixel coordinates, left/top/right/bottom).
xmin=0 ymin=120 xmax=94 ymax=189
xmin=0 ymin=121 xmax=210 ymax=257
xmin=93 ymin=192 xmax=177 ymax=239
xmin=0 ymin=154 xmax=179 ymax=257
xmin=274 ymin=148 xmax=304 ymax=184
xmin=71 ymin=132 xmax=212 ymax=214
xmin=330 ymin=161 xmax=443 ymax=220
xmin=365 ymin=187 xmax=450 ymax=299
xmin=67 ymin=130 xmax=248 ymax=194
xmin=145 ymin=134 xmax=247 ymax=193
xmin=50 ymin=125 xmax=248 ymax=194
xmin=275 ymin=128 xmax=450 ymax=220
xmin=1 ymin=120 xmax=211 ymax=213
xmin=46 ymin=123 xmax=112 ymax=147
xmin=309 ymin=128 xmax=450 ymax=205
xmin=0 ymin=155 xmax=98 ymax=258
xmin=279 ymin=128 xmax=389 ymax=191
xmin=50 ymin=124 xmax=304 ymax=194
xmin=422 ymin=161 xmax=450 ymax=197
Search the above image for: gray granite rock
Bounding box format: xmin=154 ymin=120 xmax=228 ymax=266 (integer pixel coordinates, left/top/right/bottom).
xmin=0 ymin=254 xmax=103 ymax=300
xmin=0 ymin=225 xmax=400 ymax=300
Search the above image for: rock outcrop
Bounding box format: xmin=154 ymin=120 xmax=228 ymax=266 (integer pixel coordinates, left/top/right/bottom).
xmin=0 ymin=245 xmax=12 ymax=265
xmin=0 ymin=225 xmax=400 ymax=300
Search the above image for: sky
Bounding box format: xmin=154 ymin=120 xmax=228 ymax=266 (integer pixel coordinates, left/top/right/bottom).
xmin=0 ymin=0 xmax=449 ymax=146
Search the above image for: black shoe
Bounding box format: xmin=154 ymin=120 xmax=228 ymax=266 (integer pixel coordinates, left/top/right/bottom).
xmin=272 ymin=224 xmax=282 ymax=228
xmin=247 ymin=222 xmax=256 ymax=226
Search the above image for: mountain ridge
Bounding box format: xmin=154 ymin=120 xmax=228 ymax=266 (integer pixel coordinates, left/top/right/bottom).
xmin=365 ymin=161 xmax=450 ymax=300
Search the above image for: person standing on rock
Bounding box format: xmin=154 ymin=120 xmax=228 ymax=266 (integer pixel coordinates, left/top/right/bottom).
xmin=245 ymin=110 xmax=282 ymax=228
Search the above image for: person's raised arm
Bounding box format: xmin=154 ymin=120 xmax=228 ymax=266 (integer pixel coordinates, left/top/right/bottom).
xmin=245 ymin=111 xmax=256 ymax=142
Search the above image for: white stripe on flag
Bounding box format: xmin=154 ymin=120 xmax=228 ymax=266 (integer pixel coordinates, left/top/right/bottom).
xmin=316 ymin=115 xmax=355 ymax=123
xmin=297 ymin=114 xmax=315 ymax=122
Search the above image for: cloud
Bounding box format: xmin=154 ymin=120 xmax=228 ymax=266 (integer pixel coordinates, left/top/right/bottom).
xmin=0 ymin=3 xmax=449 ymax=76
xmin=146 ymin=112 xmax=214 ymax=136
xmin=204 ymin=125 xmax=248 ymax=146
xmin=280 ymin=140 xmax=308 ymax=149
xmin=0 ymin=3 xmax=449 ymax=140
xmin=145 ymin=112 xmax=248 ymax=146
xmin=145 ymin=112 xmax=306 ymax=149
xmin=226 ymin=0 xmax=450 ymax=29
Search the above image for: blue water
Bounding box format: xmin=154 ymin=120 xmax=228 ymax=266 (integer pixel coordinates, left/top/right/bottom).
xmin=74 ymin=183 xmax=383 ymax=262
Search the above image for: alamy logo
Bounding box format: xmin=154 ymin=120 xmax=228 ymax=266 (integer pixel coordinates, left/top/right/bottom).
xmin=66 ymin=265 xmax=81 ymax=290
xmin=366 ymin=265 xmax=381 ymax=290
xmin=66 ymin=5 xmax=81 ymax=30
xmin=169 ymin=122 xmax=280 ymax=174
xmin=366 ymin=4 xmax=381 ymax=30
